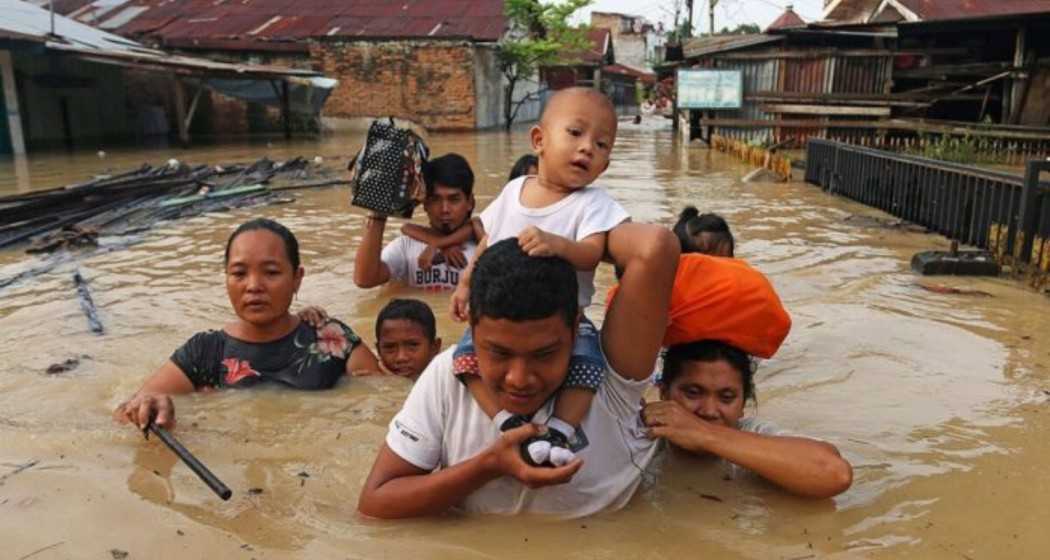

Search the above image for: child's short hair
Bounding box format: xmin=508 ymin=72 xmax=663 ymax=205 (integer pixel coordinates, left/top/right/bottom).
xmin=673 ymin=206 xmax=734 ymax=257
xmin=508 ymin=154 xmax=538 ymax=182
xmin=375 ymin=299 xmax=437 ymax=341
xmin=423 ymin=153 xmax=474 ymax=197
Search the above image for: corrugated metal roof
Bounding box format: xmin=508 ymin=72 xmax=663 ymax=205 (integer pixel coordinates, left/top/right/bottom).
xmin=895 ymin=0 xmax=1050 ymax=21
xmin=604 ymin=63 xmax=655 ymax=83
xmin=580 ymin=27 xmax=611 ymax=64
xmin=53 ymin=0 xmax=95 ymax=16
xmin=824 ymin=0 xmax=1050 ymax=24
xmin=822 ymin=0 xmax=880 ymax=24
xmin=766 ymin=7 xmax=806 ymax=31
xmin=97 ymin=5 xmax=150 ymax=30
xmin=683 ymin=33 xmax=784 ymax=59
xmin=104 ymin=0 xmax=506 ymax=50
xmin=0 ymin=0 xmax=320 ymax=79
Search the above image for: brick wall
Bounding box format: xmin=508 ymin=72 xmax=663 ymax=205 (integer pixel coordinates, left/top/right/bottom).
xmin=311 ymin=40 xmax=477 ymax=130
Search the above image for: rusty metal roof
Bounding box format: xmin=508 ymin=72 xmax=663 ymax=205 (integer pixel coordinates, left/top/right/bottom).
xmin=822 ymin=0 xmax=880 ymax=24
xmin=579 ymin=27 xmax=611 ymax=64
xmin=823 ymin=0 xmax=1050 ymax=24
xmin=0 ymin=0 xmax=321 ymax=79
xmin=894 ymin=0 xmax=1050 ymax=21
xmin=766 ymin=7 xmax=806 ymax=31
xmin=604 ymin=62 xmax=655 ymax=83
xmin=51 ymin=0 xmax=95 ymax=15
xmin=104 ymin=0 xmax=505 ymax=51
xmin=683 ymin=33 xmax=784 ymax=59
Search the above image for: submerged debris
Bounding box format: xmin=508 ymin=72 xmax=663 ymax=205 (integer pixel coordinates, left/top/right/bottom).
xmin=45 ymin=358 xmax=80 ymax=374
xmin=0 ymin=157 xmax=346 ymax=254
xmin=26 ymin=225 xmax=99 ymax=254
xmin=0 ymin=157 xmax=349 ymax=292
xmin=916 ymin=282 xmax=993 ymax=297
xmin=73 ymin=269 xmax=105 ymax=335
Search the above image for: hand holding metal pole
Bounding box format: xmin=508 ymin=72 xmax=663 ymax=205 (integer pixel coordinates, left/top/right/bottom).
xmin=144 ymin=419 xmax=232 ymax=500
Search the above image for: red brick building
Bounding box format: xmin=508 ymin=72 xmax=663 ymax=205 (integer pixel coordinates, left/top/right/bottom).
xmin=99 ymin=0 xmax=511 ymax=131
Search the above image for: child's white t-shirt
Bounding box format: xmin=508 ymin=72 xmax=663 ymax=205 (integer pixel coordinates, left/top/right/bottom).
xmin=479 ymin=176 xmax=630 ymax=308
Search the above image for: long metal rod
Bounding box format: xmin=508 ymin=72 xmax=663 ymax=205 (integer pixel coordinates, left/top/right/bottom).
xmin=148 ymin=424 xmax=232 ymax=501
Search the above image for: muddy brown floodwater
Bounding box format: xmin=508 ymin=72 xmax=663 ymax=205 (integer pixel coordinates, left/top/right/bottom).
xmin=2 ymin=123 xmax=1049 ymax=559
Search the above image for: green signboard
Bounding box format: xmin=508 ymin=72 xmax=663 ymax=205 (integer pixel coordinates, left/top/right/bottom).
xmin=676 ymin=69 xmax=743 ymax=110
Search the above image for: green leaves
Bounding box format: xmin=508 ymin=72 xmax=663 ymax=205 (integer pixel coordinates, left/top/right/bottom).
xmin=498 ymin=0 xmax=594 ymax=81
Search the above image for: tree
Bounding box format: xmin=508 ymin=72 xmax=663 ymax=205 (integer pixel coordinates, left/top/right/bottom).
xmin=497 ymin=0 xmax=593 ymax=129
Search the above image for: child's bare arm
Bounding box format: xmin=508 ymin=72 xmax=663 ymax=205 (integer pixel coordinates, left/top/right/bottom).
xmin=518 ymin=228 xmax=605 ymax=271
xmin=402 ymin=220 xmax=478 ymax=249
xmin=450 ymin=235 xmax=488 ymax=321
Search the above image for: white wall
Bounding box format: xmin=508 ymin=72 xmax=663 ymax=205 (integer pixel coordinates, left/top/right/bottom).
xmin=474 ymin=44 xmax=543 ymax=129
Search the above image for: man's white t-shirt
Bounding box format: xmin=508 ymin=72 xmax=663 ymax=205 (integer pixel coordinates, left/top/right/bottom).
xmin=381 ymin=235 xmax=476 ymax=291
xmin=479 ymin=176 xmax=629 ymax=308
xmin=385 ymin=347 xmax=659 ymax=518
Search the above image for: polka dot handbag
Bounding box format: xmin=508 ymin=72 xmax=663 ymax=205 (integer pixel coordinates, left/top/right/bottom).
xmin=349 ymin=117 xmax=429 ymax=218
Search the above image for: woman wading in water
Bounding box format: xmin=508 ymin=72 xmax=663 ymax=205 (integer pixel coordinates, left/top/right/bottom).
xmin=644 ymin=340 xmax=853 ymax=498
xmin=114 ymin=218 xmax=380 ymax=431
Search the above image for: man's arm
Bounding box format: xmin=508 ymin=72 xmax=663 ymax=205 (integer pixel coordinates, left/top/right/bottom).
xmin=402 ymin=220 xmax=478 ymax=250
xmin=358 ymin=425 xmax=582 ymax=519
xmin=602 ymin=223 xmax=679 ymax=381
xmin=354 ymin=214 xmax=392 ymax=288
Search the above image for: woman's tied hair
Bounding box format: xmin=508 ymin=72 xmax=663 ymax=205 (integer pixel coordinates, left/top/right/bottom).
xmin=673 ymin=206 xmax=734 ymax=257
xmin=224 ymin=218 xmax=300 ymax=270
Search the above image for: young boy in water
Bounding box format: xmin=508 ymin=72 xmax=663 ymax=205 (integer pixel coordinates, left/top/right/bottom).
xmin=449 ymin=87 xmax=630 ymax=467
xmin=374 ymin=299 xmax=442 ymax=380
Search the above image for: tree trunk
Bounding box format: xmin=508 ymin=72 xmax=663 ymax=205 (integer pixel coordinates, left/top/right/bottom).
xmin=504 ymin=77 xmax=518 ymax=131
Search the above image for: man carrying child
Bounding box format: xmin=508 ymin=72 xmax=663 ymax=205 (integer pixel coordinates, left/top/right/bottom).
xmin=356 ymin=88 xmax=679 ymax=518
xmin=354 ymin=153 xmax=478 ymax=291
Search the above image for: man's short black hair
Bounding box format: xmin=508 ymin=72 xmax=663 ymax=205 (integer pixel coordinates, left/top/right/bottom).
xmin=424 ymin=153 xmax=474 ymax=197
xmin=469 ymin=238 xmax=578 ymax=329
xmin=376 ymin=298 xmax=437 ymax=341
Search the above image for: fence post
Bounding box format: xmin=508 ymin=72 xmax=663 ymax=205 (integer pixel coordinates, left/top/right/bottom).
xmin=1017 ymin=161 xmax=1049 ymax=263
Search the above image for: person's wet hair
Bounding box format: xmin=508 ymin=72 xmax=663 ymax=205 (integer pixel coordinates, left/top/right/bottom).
xmin=376 ymin=298 xmax=437 ymax=341
xmin=673 ymin=206 xmax=735 ymax=256
xmin=508 ymin=154 xmax=538 ymax=181
xmin=423 ymin=153 xmax=474 ymax=197
xmin=469 ymin=238 xmax=578 ymax=329
xmin=662 ymin=340 xmax=756 ymax=404
xmin=224 ymin=218 xmax=300 ymax=269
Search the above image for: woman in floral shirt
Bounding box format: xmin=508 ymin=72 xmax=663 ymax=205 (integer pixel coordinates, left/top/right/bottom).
xmin=114 ymin=218 xmax=380 ymax=431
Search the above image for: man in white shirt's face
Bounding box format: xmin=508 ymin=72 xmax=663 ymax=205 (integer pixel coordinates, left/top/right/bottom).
xmin=422 ymin=182 xmax=473 ymax=234
xmin=466 ymin=238 xmax=583 ymax=416
xmin=472 ymin=313 xmax=580 ymax=416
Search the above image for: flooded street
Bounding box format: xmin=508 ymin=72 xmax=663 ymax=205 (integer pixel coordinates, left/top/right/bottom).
xmin=2 ymin=124 xmax=1049 ymax=559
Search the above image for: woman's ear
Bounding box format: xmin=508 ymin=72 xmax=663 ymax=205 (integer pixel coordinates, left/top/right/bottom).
xmin=294 ymin=266 xmax=305 ymax=293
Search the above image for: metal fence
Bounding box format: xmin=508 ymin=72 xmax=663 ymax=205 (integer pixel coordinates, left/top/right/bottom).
xmin=805 ymin=139 xmax=1050 ymax=267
